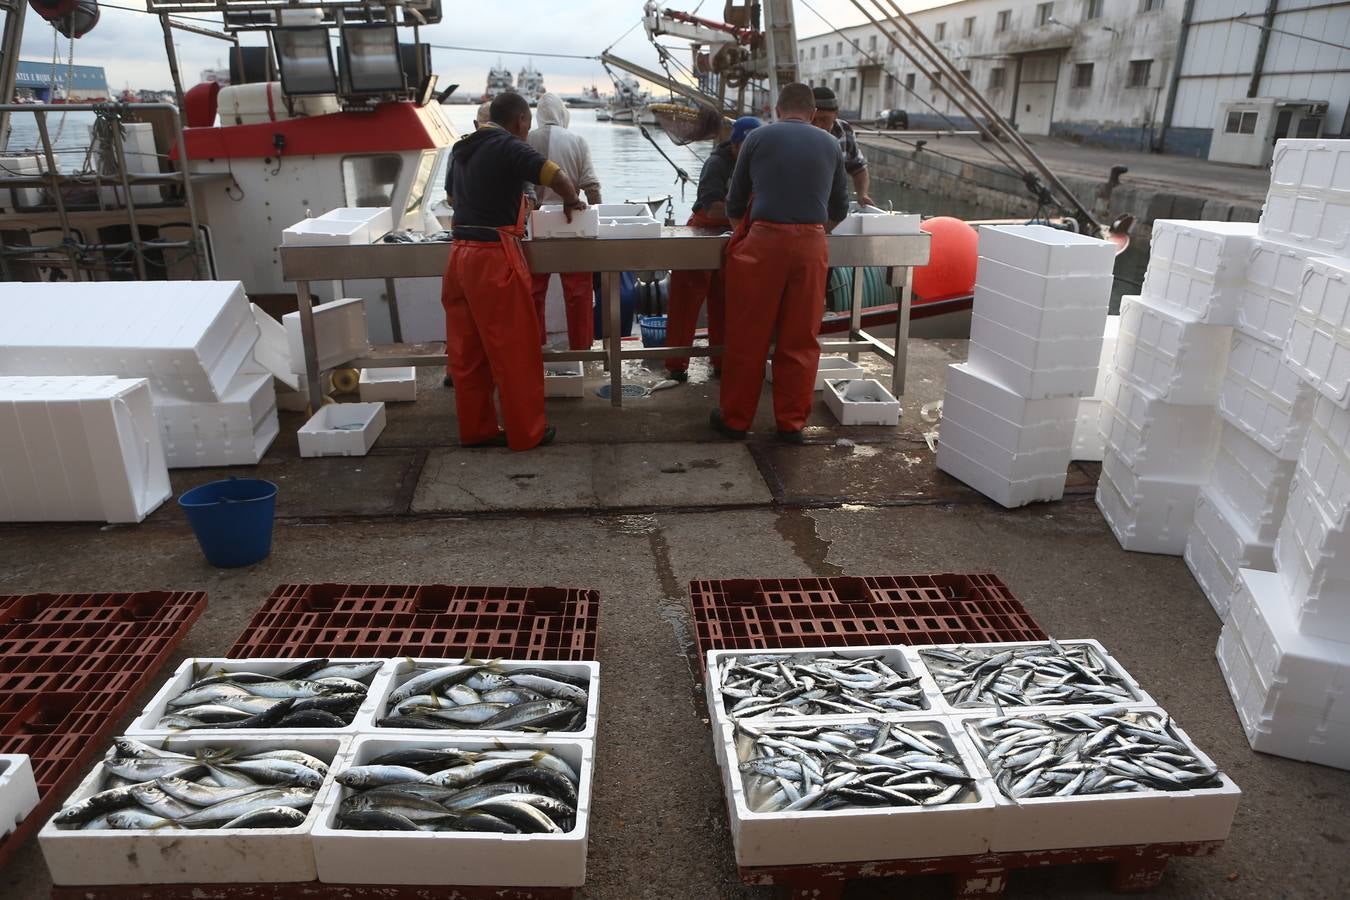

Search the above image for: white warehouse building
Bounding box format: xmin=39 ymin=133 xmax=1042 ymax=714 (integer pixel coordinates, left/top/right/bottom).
xmin=796 ymin=0 xmax=1349 ymax=162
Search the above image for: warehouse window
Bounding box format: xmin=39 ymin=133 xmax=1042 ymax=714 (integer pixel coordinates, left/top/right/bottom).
xmin=1072 ymin=63 xmax=1094 ymax=88
xmin=904 ymin=72 xmax=916 ymax=92
xmin=930 ymin=71 xmax=942 ymax=91
xmin=959 ymin=68 xmax=972 ymax=83
xmin=1140 ymin=0 xmax=1163 ymax=10
xmin=996 ymin=10 xmax=1011 ymax=32
xmin=1084 ymin=0 xmax=1104 ymax=19
xmin=1127 ymin=59 xmax=1153 ymax=87
xmin=935 ymin=22 xmax=946 ymax=41
xmin=964 ymin=16 xmax=976 ymax=37
xmin=837 ymin=41 xmax=844 ymax=55
xmin=822 ymin=44 xmax=829 ymax=58
xmin=989 ymin=67 xmax=1006 ymax=89
xmin=1225 ymin=110 xmax=1259 ymax=134
xmin=869 ymin=35 xmax=877 ymax=52
xmin=810 ymin=47 xmax=816 ymax=60
xmin=834 ymin=77 xmax=842 ymax=94
xmin=1035 ymin=3 xmax=1053 ymax=26
xmin=850 ymin=76 xmax=858 ymax=96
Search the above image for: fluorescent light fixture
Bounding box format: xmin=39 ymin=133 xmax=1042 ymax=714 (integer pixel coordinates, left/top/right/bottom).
xmin=341 ymin=25 xmax=405 ymax=94
xmin=274 ymin=27 xmax=338 ymax=96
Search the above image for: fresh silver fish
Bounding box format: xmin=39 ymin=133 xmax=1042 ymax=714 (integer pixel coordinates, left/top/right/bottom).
xmin=920 ymin=642 xmax=1137 ymax=709
xmin=719 ymin=653 xmax=926 ymax=720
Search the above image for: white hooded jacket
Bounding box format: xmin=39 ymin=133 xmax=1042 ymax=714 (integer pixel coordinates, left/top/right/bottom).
xmin=528 ymin=93 xmax=601 ymax=205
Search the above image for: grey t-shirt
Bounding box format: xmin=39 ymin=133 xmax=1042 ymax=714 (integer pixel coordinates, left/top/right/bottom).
xmin=726 ymin=120 xmax=850 ymax=225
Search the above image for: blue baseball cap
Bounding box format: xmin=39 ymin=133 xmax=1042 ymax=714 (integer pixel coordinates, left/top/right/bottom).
xmin=730 ymin=116 xmax=762 ymax=144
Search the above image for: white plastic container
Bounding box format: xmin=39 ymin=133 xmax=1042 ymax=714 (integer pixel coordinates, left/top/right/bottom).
xmin=1100 ymin=372 xmax=1219 ymax=481
xmin=976 ymin=223 xmax=1116 ymax=278
xmin=0 ymin=756 xmax=39 ymax=839
xmin=719 ymin=715 xmax=996 ymax=866
xmin=1298 ymin=395 xmax=1350 ymax=526
xmin=1097 ymin=450 xmax=1201 ymax=555
xmin=1072 ymin=398 xmax=1105 ymax=461
xmin=39 ymin=735 xmax=345 ymax=885
xmin=358 ymin=367 xmax=417 ymax=403
xmin=543 ymin=361 xmax=586 ymax=397
xmin=284 ymin=298 xmax=371 ymax=375
xmin=968 ymin=314 xmax=1101 ymax=400
xmin=1210 ymin=423 xmax=1296 ymax=545
xmin=975 ymin=256 xmax=1113 ymax=312
xmin=0 ymin=376 xmax=171 ymax=524
xmin=1143 ymin=220 xmax=1257 ymax=323
xmin=767 ymin=356 xmax=865 ymax=391
xmin=1113 ymin=294 xmax=1230 ymax=404
xmin=529 ymin=205 xmax=600 ymax=240
xmin=974 ymin=283 xmax=1109 ymax=341
xmin=1276 ymin=478 xmax=1350 ymax=644
xmin=126 ymin=657 xmax=386 ymax=737
xmin=154 ymin=371 xmax=279 ymax=469
xmin=1184 ymin=486 xmax=1274 ymax=619
xmin=311 ymin=735 xmax=593 ymax=886
xmin=282 ymin=207 xmax=393 ymax=246
xmin=1259 ymin=190 xmax=1350 ymax=256
xmin=1219 ymin=330 xmax=1316 ymax=460
xmin=824 ymin=378 xmax=900 ymax=426
xmin=936 ymin=432 xmax=1067 ymax=508
xmin=297 ymin=402 xmax=387 ymax=458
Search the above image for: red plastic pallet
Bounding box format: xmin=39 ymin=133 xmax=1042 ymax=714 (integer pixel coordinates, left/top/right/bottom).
xmin=52 ymin=885 xmax=573 ymax=900
xmin=0 ymin=591 xmax=206 ymax=871
xmin=227 ymin=583 xmax=597 ymax=661
xmin=690 ymin=574 xmax=1045 ymax=667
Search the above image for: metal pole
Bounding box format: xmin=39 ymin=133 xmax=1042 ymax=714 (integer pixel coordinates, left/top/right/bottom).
xmin=168 ymin=105 xmax=209 ymax=279
xmin=0 ymin=0 xmax=27 ymax=151
xmin=1158 ymin=0 xmax=1197 ymax=153
xmin=108 ymin=114 xmax=150 ymax=281
xmin=384 ymin=277 xmax=403 ymax=342
xmin=297 ymin=279 xmax=326 ymax=412
xmin=605 ymin=271 xmax=622 ymax=407
xmin=160 ymin=15 xmax=187 ymax=110
xmin=893 ymin=265 xmax=912 ymax=395
xmin=848 ymin=267 xmax=865 ymax=364
xmin=34 ymin=110 xmax=84 ymax=281
xmin=1247 ymin=0 xmax=1281 ymax=98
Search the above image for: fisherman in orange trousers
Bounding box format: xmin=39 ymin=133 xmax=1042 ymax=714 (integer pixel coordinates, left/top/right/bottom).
xmin=442 ymin=92 xmax=584 ymax=450
xmin=663 ymin=115 xmax=761 ymax=382
xmin=712 ymin=83 xmax=849 ymax=443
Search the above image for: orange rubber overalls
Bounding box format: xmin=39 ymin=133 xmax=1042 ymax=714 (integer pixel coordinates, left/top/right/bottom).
xmin=664 ymin=208 xmax=730 ymax=376
xmin=530 ymin=271 xmax=595 ymax=349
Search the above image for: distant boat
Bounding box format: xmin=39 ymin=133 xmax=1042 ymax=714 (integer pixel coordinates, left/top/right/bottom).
xmin=606 ymin=76 xmax=651 ymax=126
xmin=563 ymin=86 xmax=605 ymax=109
xmin=484 ymin=63 xmax=513 ymax=102
xmin=517 ymin=64 xmax=546 ymax=106
xmin=594 ymin=108 xmax=612 ymax=122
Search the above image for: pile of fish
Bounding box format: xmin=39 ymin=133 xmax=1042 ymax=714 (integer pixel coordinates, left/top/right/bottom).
xmin=717 ymin=653 xmax=927 ymax=719
xmin=377 ymin=659 xmax=588 ymax=732
xmin=975 ymin=709 xmax=1223 ymax=799
xmin=152 ymin=659 xmax=382 ymax=730
xmin=735 ymin=718 xmax=974 ymax=812
xmin=52 ymin=738 xmax=326 ymax=830
xmin=334 ymin=746 xmax=579 ymax=833
xmin=920 ymin=642 xmax=1138 ymax=709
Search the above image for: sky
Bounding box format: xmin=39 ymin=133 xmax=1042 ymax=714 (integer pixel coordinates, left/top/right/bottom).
xmin=15 ymin=0 xmax=947 ymax=95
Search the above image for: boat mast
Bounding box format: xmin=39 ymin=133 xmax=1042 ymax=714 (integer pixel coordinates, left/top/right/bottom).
xmin=0 ymin=0 xmax=27 ymax=149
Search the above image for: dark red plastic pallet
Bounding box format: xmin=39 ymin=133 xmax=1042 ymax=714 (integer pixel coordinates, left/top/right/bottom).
xmin=0 ymin=591 xmax=206 ymax=871
xmin=227 ymin=583 xmax=597 ymax=661
xmin=52 ymin=885 xmax=573 ymax=900
xmin=690 ymin=574 xmax=1045 ymax=668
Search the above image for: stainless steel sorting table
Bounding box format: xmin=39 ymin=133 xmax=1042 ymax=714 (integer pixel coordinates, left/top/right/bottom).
xmin=279 ymin=226 xmax=931 ymax=411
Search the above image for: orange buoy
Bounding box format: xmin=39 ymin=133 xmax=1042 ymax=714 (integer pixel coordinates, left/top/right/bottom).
xmin=914 ymin=216 xmax=978 ymax=302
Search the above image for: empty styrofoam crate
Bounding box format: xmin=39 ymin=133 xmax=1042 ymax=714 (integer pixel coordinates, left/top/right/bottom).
xmin=976 ymin=223 xmax=1116 ymax=278
xmin=974 ymin=283 xmax=1110 ymax=341
xmin=1259 ymin=189 xmax=1350 ymax=256
xmin=284 ymin=298 xmax=370 ymax=375
xmin=1140 ymin=264 xmax=1240 ymax=327
xmin=1219 ymin=331 xmax=1316 ymax=460
xmin=1072 ymin=398 xmax=1105 ymax=461
xmin=1145 ymin=220 xmax=1258 ymax=302
xmin=1276 ymin=477 xmax=1350 ymax=644
xmin=968 ymin=314 xmax=1101 ymax=400
xmin=1293 ymin=256 xmax=1350 ymax=336
xmin=1238 ymin=239 xmax=1309 ymax=345
xmin=767 ymin=356 xmax=865 ymax=391
xmin=530 ymin=204 xmax=600 ymax=240
xmin=1113 ymin=294 xmax=1231 ymax=404
xmin=975 ymin=256 xmax=1113 ymax=312
xmin=0 ymin=756 xmax=38 ymax=840
xmin=1285 ymin=316 xmax=1350 ymax=410
xmin=1210 ymin=423 xmax=1297 ymax=545
xmin=597 ymin=215 xmax=662 ymax=239
xmin=312 ymin=735 xmax=593 ymax=886
xmin=39 ymin=734 xmax=345 ymax=885
xmin=938 ymin=414 xmax=1073 ymax=484
xmin=358 ymin=367 xmax=417 ymax=403
xmin=1098 ymin=450 xmax=1202 ymax=555
xmin=1299 ymin=396 xmax=1350 ymax=527
xmin=1185 ymin=486 xmax=1274 ymax=619
xmin=857 ymin=211 xmax=922 ymax=234
xmin=248 ymin=304 xmax=300 ymax=391
xmin=1100 ymin=372 xmax=1220 ymax=481
xmin=824 ymin=378 xmax=900 ymax=426
xmin=282 ymin=207 xmax=393 ymax=246
xmin=1268 ymin=139 xmax=1350 ymax=200
xmin=0 ymin=281 xmax=257 ymax=402
xmin=0 ymin=376 xmax=171 ymax=524
xmin=936 ymin=432 xmax=1068 ymax=508
xmin=943 ymin=362 xmax=1079 ymax=446
xmin=154 ymin=371 xmax=279 ymax=469
xmin=1095 ymin=313 xmax=1121 ymax=396
xmin=297 ymin=402 xmax=386 ymax=458
xmin=543 ymin=361 xmax=586 ymax=398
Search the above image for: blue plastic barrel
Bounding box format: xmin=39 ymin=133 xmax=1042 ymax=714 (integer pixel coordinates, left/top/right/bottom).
xmin=178 ymin=477 xmax=278 ymax=568
xmin=592 ymin=271 xmax=637 ymax=339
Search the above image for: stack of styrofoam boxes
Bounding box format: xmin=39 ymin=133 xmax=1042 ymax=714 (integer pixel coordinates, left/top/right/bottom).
xmin=1100 ymin=220 xmax=1254 ymax=558
xmin=938 ymin=224 xmax=1115 ymax=507
xmin=0 ymin=755 xmax=39 ymax=839
xmin=1071 ymin=313 xmax=1119 ymax=461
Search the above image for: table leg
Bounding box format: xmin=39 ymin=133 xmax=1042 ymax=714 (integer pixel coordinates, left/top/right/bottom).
xmin=384 ymin=277 xmax=403 ymax=343
xmin=606 ymin=271 xmax=622 ymax=407
xmin=297 ymin=279 xmax=324 ymax=414
xmin=848 ymin=266 xmax=864 ymax=363
xmin=894 ymin=265 xmax=913 ymax=396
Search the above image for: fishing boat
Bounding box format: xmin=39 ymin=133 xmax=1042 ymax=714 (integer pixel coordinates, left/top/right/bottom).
xmin=483 ymin=63 xmax=514 ymax=102
xmin=563 ymin=86 xmax=606 ymax=109
xmin=517 ymin=64 xmax=546 ymax=106
xmin=605 ymin=76 xmax=650 ymax=125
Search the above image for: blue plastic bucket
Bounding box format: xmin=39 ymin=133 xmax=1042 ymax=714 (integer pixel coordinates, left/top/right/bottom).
xmin=178 ymin=477 xmax=278 ymax=568
xmin=639 ymin=315 xmax=668 ymax=347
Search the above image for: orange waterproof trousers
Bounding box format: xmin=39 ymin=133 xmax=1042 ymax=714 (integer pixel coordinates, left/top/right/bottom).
xmin=530 ymin=272 xmax=596 ymax=349
xmin=665 ymin=210 xmax=729 ymax=374
xmin=442 ymin=240 xmax=548 ymax=451
xmin=720 ymin=222 xmax=829 ymax=433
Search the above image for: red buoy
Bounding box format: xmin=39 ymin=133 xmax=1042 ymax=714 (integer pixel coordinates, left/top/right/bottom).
xmin=913 ymin=216 xmax=978 ymax=302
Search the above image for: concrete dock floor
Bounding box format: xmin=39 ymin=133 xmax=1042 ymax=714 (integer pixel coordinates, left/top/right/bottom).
xmin=2 ymin=339 xmax=1348 ymax=899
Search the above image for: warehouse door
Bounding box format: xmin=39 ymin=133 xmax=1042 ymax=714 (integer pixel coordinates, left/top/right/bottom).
xmin=1015 ymin=53 xmax=1060 ymax=136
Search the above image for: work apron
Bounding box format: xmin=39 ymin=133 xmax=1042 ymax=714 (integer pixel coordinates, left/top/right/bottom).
xmin=664 ymin=208 xmax=731 ymax=374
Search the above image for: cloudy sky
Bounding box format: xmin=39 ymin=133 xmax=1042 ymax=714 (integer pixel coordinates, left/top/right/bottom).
xmin=16 ymin=0 xmax=943 ymax=95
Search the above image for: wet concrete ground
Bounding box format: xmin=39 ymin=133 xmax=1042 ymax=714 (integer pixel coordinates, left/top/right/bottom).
xmin=1 ymin=339 xmax=1348 ymax=899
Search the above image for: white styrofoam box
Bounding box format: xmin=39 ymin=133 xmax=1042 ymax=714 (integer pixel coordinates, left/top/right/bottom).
xmin=976 ymin=223 xmax=1116 ymax=278
xmin=596 ymin=202 xmax=650 ymax=217
xmin=1146 ymin=219 xmax=1257 ymax=290
xmin=968 ymin=316 xmax=1101 ymax=400
xmin=1285 ymin=317 xmax=1350 ymax=410
xmin=941 ymin=401 xmax=1072 ymax=481
xmin=125 ymin=657 xmax=385 ymax=737
xmin=1217 ymin=622 xmax=1350 ymax=770
xmin=970 ymin=311 xmax=1104 ymax=372
xmin=1238 ymin=239 xmax=1309 ymax=345
xmin=154 ymin=371 xmax=279 ymax=468
xmin=1210 ymin=423 xmax=1296 ymax=545
xmin=962 ymin=708 xmax=1241 ymax=852
xmin=597 ymin=215 xmax=662 ymax=239
xmin=766 ymin=356 xmax=865 ymax=391
xmin=936 ymin=431 xmax=1067 ymax=508
xmin=1073 ymin=398 xmax=1105 ymax=461
xmin=1227 ymin=566 xmax=1350 ymax=724
xmin=943 ymin=363 xmax=1079 ymax=448
xmin=0 ymin=281 xmax=257 ymax=402
xmin=1294 ymin=255 xmax=1350 ymax=336
xmin=1219 ymin=330 xmax=1316 ymax=460
xmin=1276 ymin=478 xmax=1350 ymax=644
xmin=974 ymin=283 xmax=1109 ymax=342
xmin=720 ymin=715 xmax=995 ymax=866
xmin=1299 ymin=395 xmax=1350 ymax=526
xmin=1095 ymin=314 xmax=1120 ymax=397
xmin=248 ymin=304 xmax=300 ymax=391
xmin=1100 ymin=372 xmax=1219 ymax=481
xmin=368 ymin=658 xmax=598 ymax=741
xmin=1097 ymin=450 xmax=1201 ymax=555
xmin=39 ymin=734 xmax=345 ymax=885
xmin=858 ymin=211 xmax=921 ymax=234
xmin=1114 ymin=294 xmax=1230 ymax=404
xmin=297 ymin=402 xmax=386 ymax=458
xmin=529 ymin=204 xmax=600 ymax=240
xmin=824 ymin=378 xmax=900 ymax=426
xmin=358 ymin=367 xmax=417 ymax=403
xmin=1186 ymin=526 xmax=1239 ymax=620
xmin=976 ymin=256 xmax=1113 ymax=312
xmin=1140 ymin=263 xmax=1241 ymax=326
xmin=282 ymin=207 xmax=393 ymax=246
xmin=283 ymin=298 xmax=370 ymax=375
xmin=312 ymin=735 xmax=593 ymax=886
xmin=0 ymin=376 xmax=171 ymax=524
xmin=0 ymin=756 xmax=39 ymax=839
xmin=1184 ymin=486 xmax=1274 ymax=618
xmin=1268 ymin=139 xmax=1350 ymax=200
xmin=1259 ymin=189 xmax=1350 ymax=256
xmin=543 ymin=361 xmax=586 ymax=397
